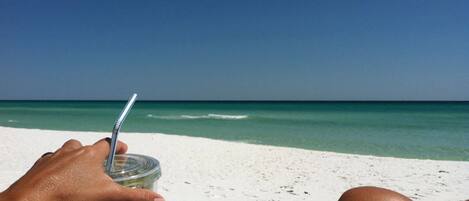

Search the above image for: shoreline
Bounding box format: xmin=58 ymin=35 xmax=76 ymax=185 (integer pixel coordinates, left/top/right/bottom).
xmin=0 ymin=125 xmax=464 ymax=162
xmin=0 ymin=126 xmax=468 ymax=200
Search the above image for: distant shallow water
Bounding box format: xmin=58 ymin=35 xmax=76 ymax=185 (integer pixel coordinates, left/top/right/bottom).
xmin=0 ymin=101 xmax=468 ymax=161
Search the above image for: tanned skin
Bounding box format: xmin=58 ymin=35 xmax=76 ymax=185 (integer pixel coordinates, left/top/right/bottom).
xmin=0 ymin=138 xmax=165 ymax=201
xmin=339 ymin=186 xmax=412 ymax=201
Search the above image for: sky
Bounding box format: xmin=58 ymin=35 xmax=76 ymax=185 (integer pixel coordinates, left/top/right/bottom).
xmin=0 ymin=1 xmax=468 ymax=100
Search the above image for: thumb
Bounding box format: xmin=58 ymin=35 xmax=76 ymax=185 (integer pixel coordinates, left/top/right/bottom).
xmin=117 ymin=186 xmax=163 ymax=201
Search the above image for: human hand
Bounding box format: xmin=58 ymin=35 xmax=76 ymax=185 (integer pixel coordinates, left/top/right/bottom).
xmin=0 ymin=138 xmax=165 ymax=201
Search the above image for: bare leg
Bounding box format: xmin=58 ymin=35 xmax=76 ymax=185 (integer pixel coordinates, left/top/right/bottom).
xmin=338 ymin=186 xmax=411 ymax=201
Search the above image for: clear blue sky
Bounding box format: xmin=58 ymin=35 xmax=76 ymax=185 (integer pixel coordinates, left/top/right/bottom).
xmin=1 ymin=1 xmax=468 ymax=100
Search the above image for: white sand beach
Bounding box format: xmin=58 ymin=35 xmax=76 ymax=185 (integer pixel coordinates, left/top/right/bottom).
xmin=0 ymin=126 xmax=467 ymax=201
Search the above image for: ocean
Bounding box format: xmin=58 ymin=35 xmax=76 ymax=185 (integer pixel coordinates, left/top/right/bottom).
xmin=0 ymin=101 xmax=468 ymax=161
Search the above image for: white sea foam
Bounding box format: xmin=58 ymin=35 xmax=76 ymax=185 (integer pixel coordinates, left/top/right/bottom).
xmin=146 ymin=114 xmax=181 ymax=120
xmin=146 ymin=114 xmax=248 ymax=120
xmin=7 ymin=120 xmax=18 ymax=123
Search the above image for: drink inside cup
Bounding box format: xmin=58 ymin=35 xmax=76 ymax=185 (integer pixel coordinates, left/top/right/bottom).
xmin=106 ymin=154 xmax=161 ymax=191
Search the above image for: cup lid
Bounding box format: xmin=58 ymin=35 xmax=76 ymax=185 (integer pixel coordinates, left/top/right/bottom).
xmin=107 ymin=154 xmax=161 ymax=182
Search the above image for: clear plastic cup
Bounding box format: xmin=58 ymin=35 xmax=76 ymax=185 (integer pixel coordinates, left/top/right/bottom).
xmin=107 ymin=154 xmax=161 ymax=191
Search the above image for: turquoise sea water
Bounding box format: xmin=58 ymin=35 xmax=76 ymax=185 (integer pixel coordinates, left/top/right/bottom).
xmin=0 ymin=101 xmax=468 ymax=161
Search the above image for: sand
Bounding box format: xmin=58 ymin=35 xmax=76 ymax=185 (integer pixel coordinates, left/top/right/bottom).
xmin=0 ymin=126 xmax=467 ymax=201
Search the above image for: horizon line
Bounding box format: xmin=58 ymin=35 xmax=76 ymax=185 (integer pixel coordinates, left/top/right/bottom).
xmin=0 ymin=99 xmax=468 ymax=102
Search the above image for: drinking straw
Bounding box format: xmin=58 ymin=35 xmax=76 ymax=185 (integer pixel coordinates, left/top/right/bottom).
xmin=106 ymin=93 xmax=138 ymax=173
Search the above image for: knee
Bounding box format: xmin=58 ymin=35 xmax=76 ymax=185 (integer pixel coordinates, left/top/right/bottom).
xmin=338 ymin=186 xmax=411 ymax=201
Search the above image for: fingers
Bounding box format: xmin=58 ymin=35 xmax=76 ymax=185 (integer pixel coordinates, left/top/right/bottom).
xmin=153 ymin=196 xmax=165 ymax=201
xmin=33 ymin=151 xmax=54 ymax=167
xmin=61 ymin=139 xmax=83 ymax=151
xmin=115 ymin=140 xmax=128 ymax=154
xmin=54 ymin=139 xmax=83 ymax=155
xmin=92 ymin=138 xmax=128 ymax=159
xmin=116 ymin=186 xmax=163 ymax=201
xmin=41 ymin=152 xmax=54 ymax=158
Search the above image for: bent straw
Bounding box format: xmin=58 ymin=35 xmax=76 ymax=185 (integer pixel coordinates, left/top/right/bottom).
xmin=106 ymin=93 xmax=138 ymax=173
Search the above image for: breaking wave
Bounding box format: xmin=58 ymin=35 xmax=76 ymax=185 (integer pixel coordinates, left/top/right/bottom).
xmin=146 ymin=114 xmax=248 ymax=120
